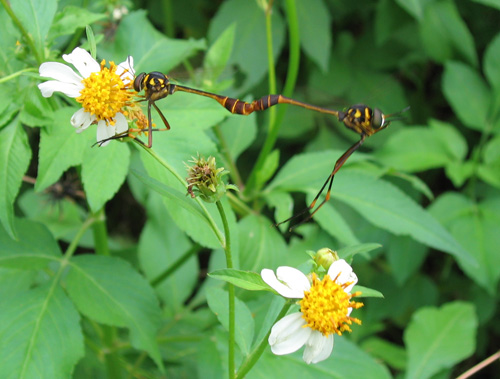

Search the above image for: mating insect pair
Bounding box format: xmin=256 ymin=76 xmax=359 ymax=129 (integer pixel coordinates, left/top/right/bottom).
xmin=100 ymin=70 xmax=408 ymax=227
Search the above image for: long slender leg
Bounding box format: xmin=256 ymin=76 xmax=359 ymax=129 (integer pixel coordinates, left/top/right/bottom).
xmin=276 ymin=135 xmax=366 ymax=230
xmin=174 ymin=85 xmax=340 ymax=117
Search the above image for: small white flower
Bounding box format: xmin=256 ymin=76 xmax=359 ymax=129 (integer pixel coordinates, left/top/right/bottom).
xmin=38 ymin=47 xmax=135 ymax=146
xmin=261 ymin=259 xmax=363 ymax=364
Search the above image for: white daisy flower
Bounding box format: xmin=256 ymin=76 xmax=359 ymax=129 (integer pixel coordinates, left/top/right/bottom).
xmin=38 ymin=47 xmax=136 ymax=146
xmin=261 ymin=259 xmax=363 ymax=364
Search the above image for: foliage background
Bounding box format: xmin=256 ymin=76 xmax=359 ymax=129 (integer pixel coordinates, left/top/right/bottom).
xmin=0 ymin=0 xmax=499 ymax=377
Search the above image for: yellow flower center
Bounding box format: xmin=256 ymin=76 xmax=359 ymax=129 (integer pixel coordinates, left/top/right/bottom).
xmin=300 ymin=273 xmax=363 ymax=337
xmin=76 ymin=60 xmax=134 ymax=125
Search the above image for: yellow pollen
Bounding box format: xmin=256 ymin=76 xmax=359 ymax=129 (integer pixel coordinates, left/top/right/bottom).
xmin=76 ymin=59 xmax=135 ymax=125
xmin=300 ymin=273 xmax=363 ymax=337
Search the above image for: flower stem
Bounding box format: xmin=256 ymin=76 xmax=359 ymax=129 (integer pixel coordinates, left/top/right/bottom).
xmin=91 ymin=208 xmax=110 ymax=256
xmin=0 ymin=0 xmax=43 ymax=63
xmin=244 ymin=0 xmax=300 ymax=197
xmin=150 ymin=243 xmax=201 ymax=287
xmin=216 ymin=200 xmax=235 ymax=379
xmin=133 ymin=140 xmax=225 ymax=246
xmin=236 ymin=301 xmax=292 ymax=378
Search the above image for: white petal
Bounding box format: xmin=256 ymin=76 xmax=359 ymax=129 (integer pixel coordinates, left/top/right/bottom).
xmin=117 ymin=56 xmax=135 ymax=83
xmin=63 ymin=47 xmax=100 ymax=78
xmin=38 ymin=80 xmax=83 ymax=98
xmin=96 ymin=120 xmax=115 ymax=146
xmin=303 ymin=331 xmax=334 ymax=364
xmin=114 ymin=113 xmax=129 ymax=134
xmin=269 ymin=313 xmax=311 ymax=355
xmin=261 ymin=267 xmax=310 ymax=298
xmin=39 ymin=62 xmax=82 ymax=84
xmin=328 ymin=259 xmax=358 ymax=292
xmin=71 ymin=108 xmax=94 ymax=131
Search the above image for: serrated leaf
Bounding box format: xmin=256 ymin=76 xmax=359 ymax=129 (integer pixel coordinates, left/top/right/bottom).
xmin=209 ymin=269 xmax=269 ymax=291
xmin=429 ymin=193 xmax=500 ymax=293
xmin=0 ymin=218 xmax=62 ymax=268
xmin=442 ymin=61 xmax=490 ymax=131
xmin=206 ymin=287 xmax=255 ymax=356
xmin=296 ymin=0 xmax=331 ymax=71
xmin=268 ymin=151 xmax=475 ymax=266
xmin=65 ymin=255 xmax=163 ymax=369
xmin=0 ymin=284 xmax=84 ymax=378
xmin=10 ymin=0 xmax=57 ymax=51
xmin=35 ymin=107 xmax=88 ymax=192
xmin=0 ymin=117 xmax=32 ymax=238
xmin=375 ymin=120 xmax=467 ymax=172
xmin=81 ymin=142 xmax=130 ymax=212
xmin=404 ymin=302 xmax=477 ymax=379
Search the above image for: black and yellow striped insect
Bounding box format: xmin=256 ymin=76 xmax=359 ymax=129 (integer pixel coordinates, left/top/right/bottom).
xmin=277 ymin=104 xmax=410 ymax=229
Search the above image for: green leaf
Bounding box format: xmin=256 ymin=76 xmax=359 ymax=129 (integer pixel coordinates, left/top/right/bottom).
xmin=387 ymin=235 xmax=427 ymax=286
xmin=138 ymin=196 xmax=197 ymax=309
xmin=429 ymin=193 xmax=500 ymax=293
xmin=65 ymin=255 xmax=164 ymax=369
xmin=18 ymin=189 xmax=85 ymax=241
xmin=395 ymin=0 xmax=434 ymax=20
xmin=264 ymin=190 xmax=294 ymax=234
xmin=10 ymin=0 xmax=57 ymax=51
xmin=100 ymin=10 xmax=206 ymax=73
xmin=48 ymin=6 xmax=106 ymax=42
xmin=338 ymin=243 xmax=382 ymax=260
xmin=352 ymin=285 xmax=384 ymax=298
xmin=218 ymin=111 xmax=257 ymax=161
xmin=208 ymin=0 xmax=285 ymax=91
xmin=361 ymin=337 xmax=407 ymax=370
xmin=35 ymin=107 xmax=88 ymax=192
xmin=209 ymin=269 xmax=269 ymax=291
xmin=375 ymin=120 xmax=467 ymax=172
xmin=0 ymin=267 xmax=36 ymax=298
xmin=256 ymin=149 xmax=280 ymax=190
xmin=253 ymin=336 xmax=391 ymax=378
xmin=0 ymin=218 xmax=62 ymax=268
xmin=478 ymin=135 xmax=500 ymax=188
xmin=442 ymin=61 xmax=490 ymax=131
xmin=0 ymin=117 xmax=31 ymax=238
xmin=238 ymin=214 xmax=288 ymax=271
xmin=296 ymin=0 xmax=331 ymax=71
xmin=81 ymin=142 xmax=130 ymax=212
xmin=204 ymin=23 xmax=236 ymax=81
xmin=268 ymin=152 xmax=475 ymax=266
xmin=484 ymin=32 xmax=500 ymax=90
xmin=306 ymin=192 xmax=361 ymax=246
xmin=0 ymin=284 xmax=84 ymax=378
xmin=471 ymin=0 xmax=500 ymax=11
xmin=419 ymin=0 xmax=477 ymax=67
xmin=206 ymin=287 xmax=255 ymax=356
xmin=404 ymin=302 xmax=477 ymax=379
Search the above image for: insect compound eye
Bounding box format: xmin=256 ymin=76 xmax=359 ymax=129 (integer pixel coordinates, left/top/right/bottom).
xmin=372 ymin=108 xmax=385 ymax=129
xmin=134 ymin=72 xmax=146 ymax=92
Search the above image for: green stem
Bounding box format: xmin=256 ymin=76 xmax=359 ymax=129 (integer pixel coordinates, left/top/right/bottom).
xmin=216 ymin=201 xmax=235 ymax=379
xmin=162 ymin=0 xmax=175 ymax=37
xmin=133 ymin=140 xmax=225 ymax=246
xmin=91 ymin=208 xmax=110 ymax=256
xmin=150 ymin=244 xmax=201 ymax=287
xmin=0 ymin=0 xmax=43 ymax=63
xmin=236 ymin=302 xmax=292 ymax=378
xmin=0 ymin=68 xmax=38 ymax=84
xmin=244 ymin=0 xmax=300 ymax=197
